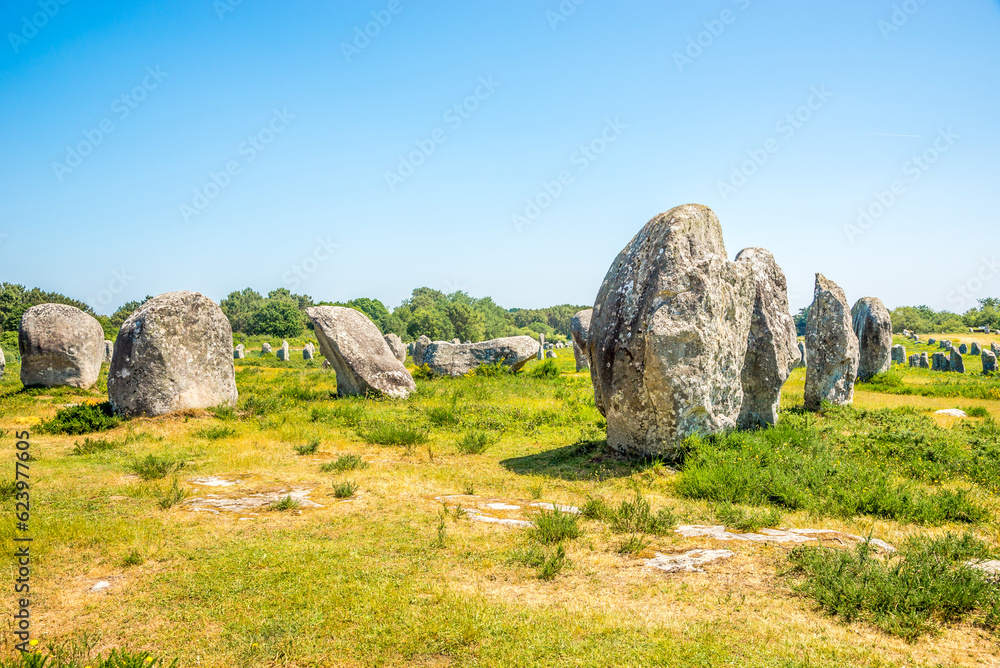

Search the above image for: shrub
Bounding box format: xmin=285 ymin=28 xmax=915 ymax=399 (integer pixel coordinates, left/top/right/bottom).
xmin=964 ymin=406 xmax=990 ymax=418
xmin=238 ymin=393 xmax=283 ymax=417
xmin=207 ymin=404 xmax=237 ymax=420
xmin=538 ymin=544 xmax=569 ymax=580
xmin=531 ymin=507 xmax=581 ymax=545
xmin=156 ymin=476 xmax=188 ymax=510
xmin=606 ymin=491 xmax=676 ymax=536
xmin=529 ymin=360 xmax=560 ymax=379
xmin=268 ymin=495 xmax=300 ymax=511
xmin=360 ymin=422 xmax=429 ymax=447
xmin=0 ymin=480 xmax=17 ymax=501
xmin=320 ymin=454 xmax=367 ymax=473
xmin=411 ymin=364 xmax=437 ymax=381
xmin=455 ymin=431 xmax=490 ymax=454
xmin=789 ymin=532 xmax=1000 ymax=640
xmin=127 ymin=455 xmax=183 ymax=481
xmin=617 ymin=534 xmax=652 ymax=555
xmin=294 ymin=439 xmax=320 ymax=455
xmin=332 ymin=481 xmax=358 ymax=498
xmin=38 ymin=402 xmax=119 ymax=435
xmin=469 ymin=361 xmax=512 ymax=378
xmin=427 ymin=406 xmax=459 ymax=426
xmin=120 ymin=550 xmax=144 ymax=567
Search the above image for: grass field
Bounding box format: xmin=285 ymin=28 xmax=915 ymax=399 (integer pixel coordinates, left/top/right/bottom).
xmin=1 ymin=333 xmax=1000 ymax=667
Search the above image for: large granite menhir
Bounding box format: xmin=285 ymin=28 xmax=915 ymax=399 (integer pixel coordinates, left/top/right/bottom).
xmin=421 ymin=336 xmax=540 ymax=376
xmin=306 ymin=306 xmax=415 ymax=398
xmin=804 ymin=274 xmax=860 ymax=410
xmin=589 ymin=204 xmax=754 ymax=458
xmin=19 ymin=303 xmax=105 ymax=389
xmin=109 ymin=291 xmax=238 ymax=417
xmin=570 ymin=309 xmax=592 ymax=372
xmin=851 ymin=297 xmax=892 ymax=381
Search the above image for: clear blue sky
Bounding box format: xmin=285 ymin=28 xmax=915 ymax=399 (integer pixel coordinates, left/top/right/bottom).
xmin=2 ymin=0 xmax=998 ymax=316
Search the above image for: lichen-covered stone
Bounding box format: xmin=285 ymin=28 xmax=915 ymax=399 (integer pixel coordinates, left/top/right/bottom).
xmin=589 ymin=204 xmax=754 ymax=457
xmin=306 ymin=306 xmax=415 ymax=398
xmin=384 ymin=333 xmax=406 ymax=364
xmin=851 ymin=297 xmax=893 ymax=381
xmin=570 ymin=309 xmax=592 ymax=372
xmin=804 ymin=275 xmax=859 ymax=410
xmin=734 ymin=247 xmax=799 ymax=429
xmin=109 ymin=291 xmax=238 ymax=417
xmin=421 ymin=336 xmax=540 ymax=376
xmin=19 ymin=304 xmax=104 ymax=388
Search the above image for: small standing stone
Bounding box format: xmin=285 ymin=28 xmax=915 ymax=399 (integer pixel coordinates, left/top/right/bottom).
xmin=234 ymin=344 xmax=245 ymax=359
xmin=908 ymin=354 xmax=919 ymax=368
xmin=928 ymin=338 xmax=937 ymax=346
xmin=959 ymin=343 xmax=969 ymax=355
xmin=983 ymin=350 xmax=997 ymax=374
xmin=545 ymin=350 xmax=557 ymax=359
xmin=920 ymin=352 xmax=929 ymax=369
xmin=932 ymin=352 xmax=947 ymax=371
xmin=971 ymin=342 xmax=981 ymax=356
xmin=891 ymin=344 xmax=906 ymax=365
xmin=277 ymin=340 xmax=290 ymax=361
xmin=951 ymin=350 xmax=965 ymax=374
xmin=103 ymin=340 xmax=114 ymax=365
xmin=303 ymin=343 xmax=314 ymax=360
xmin=262 ymin=342 xmax=272 ymax=354
xmin=804 ymin=274 xmax=859 ymax=410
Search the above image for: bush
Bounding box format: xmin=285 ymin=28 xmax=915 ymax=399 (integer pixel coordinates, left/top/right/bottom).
xmin=71 ymin=437 xmax=121 ymax=456
xmin=529 ymin=360 xmax=560 ymax=379
xmin=538 ymin=544 xmax=569 ymax=580
xmin=587 ymin=491 xmax=676 ymax=536
xmin=469 ymin=361 xmax=512 ymax=378
xmin=789 ymin=532 xmax=1000 ymax=640
xmin=294 ymin=438 xmax=320 ymax=455
xmin=320 ymin=454 xmax=367 ymax=473
xmin=195 ymin=425 xmax=236 ymax=440
xmin=360 ymin=422 xmax=429 ymax=447
xmin=127 ymin=455 xmax=184 ymax=481
xmin=268 ymin=495 xmax=300 ymax=511
xmin=411 ymin=364 xmax=437 ymax=381
xmin=455 ymin=431 xmax=490 ymax=454
xmin=332 ymin=481 xmax=358 ymax=498
xmin=38 ymin=403 xmax=119 ymax=435
xmin=965 ymin=406 xmax=990 ymax=418
xmin=531 ymin=507 xmax=581 ymax=545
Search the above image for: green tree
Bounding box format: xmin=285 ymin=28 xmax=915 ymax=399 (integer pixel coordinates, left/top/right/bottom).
xmin=220 ymin=288 xmax=265 ymax=334
xmin=249 ymin=298 xmax=304 ymax=337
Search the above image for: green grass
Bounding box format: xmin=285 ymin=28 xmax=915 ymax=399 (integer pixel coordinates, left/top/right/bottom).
xmin=70 ymin=437 xmax=121 ymax=455
xmin=37 ymin=402 xmax=120 ymax=435
xmin=789 ymin=532 xmax=1000 ymax=640
xmin=455 ymin=430 xmax=491 ymax=454
xmin=332 ymin=480 xmax=359 ymax=498
xmin=0 ymin=650 xmax=178 ymax=668
xmin=320 ymin=454 xmax=367 ymax=473
xmin=156 ymin=476 xmax=188 ymax=510
xmin=530 ymin=507 xmax=581 ymax=545
xmin=583 ymin=491 xmax=677 ymax=536
xmin=195 ymin=425 xmax=236 ymax=440
xmin=359 ymin=422 xmax=429 ymax=447
xmin=268 ymin=495 xmax=300 ymax=511
xmin=293 ymin=438 xmax=320 ymax=455
xmin=675 ymin=411 xmax=988 ymax=525
xmin=714 ymin=502 xmax=782 ymax=533
xmin=127 ymin=455 xmax=184 ymax=481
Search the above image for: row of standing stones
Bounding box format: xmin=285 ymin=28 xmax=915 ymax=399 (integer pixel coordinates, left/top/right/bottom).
xmin=8 ymin=204 xmax=986 ymax=453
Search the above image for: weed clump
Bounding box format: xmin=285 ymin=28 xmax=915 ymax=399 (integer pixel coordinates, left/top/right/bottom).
xmin=714 ymin=502 xmax=782 ymax=533
xmin=455 ymin=431 xmax=491 ymax=454
xmin=294 ymin=438 xmax=320 ymax=455
xmin=128 ymin=455 xmax=184 ymax=481
xmin=332 ymin=481 xmax=358 ymax=498
xmin=38 ymin=402 xmax=119 ymax=435
xmin=320 ymin=454 xmax=368 ymax=473
xmin=268 ymin=495 xmax=300 ymax=511
xmin=531 ymin=507 xmax=581 ymax=545
xmin=360 ymin=422 xmax=429 ymax=447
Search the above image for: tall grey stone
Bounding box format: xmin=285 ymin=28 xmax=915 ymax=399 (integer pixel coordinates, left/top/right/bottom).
xmin=891 ymin=344 xmax=906 ymax=365
xmin=920 ymin=352 xmax=930 ymax=368
xmin=303 ymin=343 xmax=314 ymax=360
xmin=570 ymin=309 xmax=592 ymax=372
xmin=109 ymin=291 xmax=238 ymax=417
xmin=804 ymin=274 xmax=860 ymax=410
xmin=950 ymin=350 xmax=965 ymax=374
xmin=234 ymin=344 xmax=245 ymax=359
xmin=795 ymin=341 xmax=807 ymax=369
xmin=19 ymin=304 xmax=104 ymax=389
xmin=421 ymin=336 xmax=540 ymax=376
xmin=851 ymin=297 xmax=893 ymax=382
xmin=412 ymin=335 xmax=431 ymax=367
xmin=971 ymin=342 xmax=981 ymax=356
xmin=537 ymin=333 xmax=545 ymax=360
xmin=908 ymin=353 xmax=919 ymax=367
xmin=983 ymin=350 xmax=997 ymax=374
xmin=384 ymin=333 xmax=406 ymax=364
xmin=305 ymin=306 xmax=415 ymax=398
xmin=589 ymin=204 xmax=754 ymax=457
xmin=734 ymin=247 xmax=800 ymax=429
xmin=103 ymin=340 xmax=114 ymax=365
xmin=276 ymin=340 xmax=290 ymax=361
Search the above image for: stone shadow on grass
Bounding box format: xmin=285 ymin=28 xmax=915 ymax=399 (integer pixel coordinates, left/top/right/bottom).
xmin=500 ymin=437 xmax=668 ymax=482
